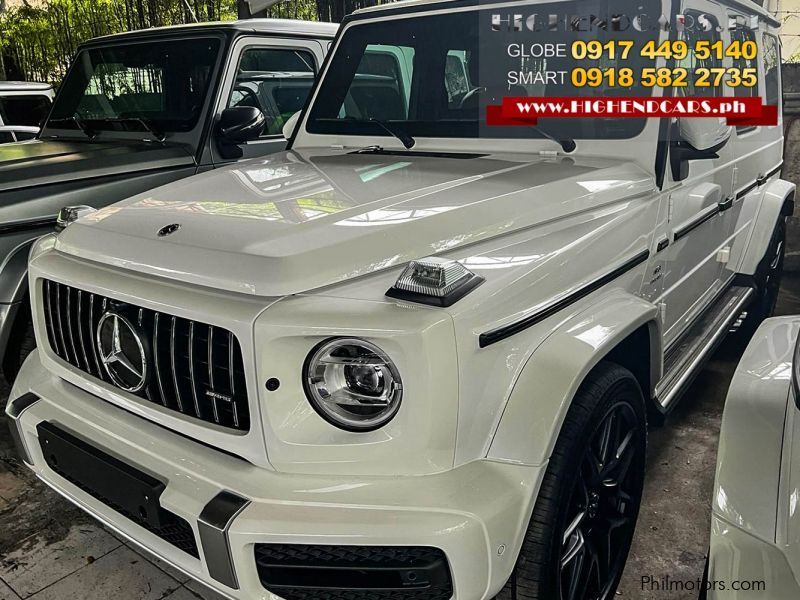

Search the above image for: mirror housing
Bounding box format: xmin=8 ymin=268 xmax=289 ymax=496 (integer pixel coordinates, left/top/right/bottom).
xmin=218 ymin=106 xmax=265 ymax=143
xmin=670 ymin=118 xmax=732 ymax=181
xmin=282 ymin=111 xmax=301 ymax=140
xmin=678 ymin=117 xmax=732 ymax=152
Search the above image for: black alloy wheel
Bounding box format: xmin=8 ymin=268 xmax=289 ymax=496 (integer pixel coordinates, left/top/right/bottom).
xmin=741 ymin=216 xmax=786 ymax=333
xmin=495 ymin=362 xmax=647 ymax=600
xmin=559 ymin=400 xmax=643 ymax=600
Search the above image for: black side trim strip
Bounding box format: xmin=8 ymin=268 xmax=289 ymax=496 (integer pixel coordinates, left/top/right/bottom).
xmin=718 ymin=196 xmax=734 ymax=212
xmin=736 ymin=161 xmax=784 ymax=200
xmin=479 ymin=250 xmax=650 ymax=348
xmin=761 ymin=161 xmax=784 ymax=184
xmin=0 ymin=216 xmax=57 ymax=236
xmin=736 ymin=181 xmax=759 ymax=200
xmin=673 ymin=206 xmax=719 ymax=242
xmin=656 ymin=238 xmax=670 ymax=253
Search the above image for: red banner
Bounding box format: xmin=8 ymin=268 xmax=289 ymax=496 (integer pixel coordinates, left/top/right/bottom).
xmin=486 ymin=97 xmax=778 ymax=127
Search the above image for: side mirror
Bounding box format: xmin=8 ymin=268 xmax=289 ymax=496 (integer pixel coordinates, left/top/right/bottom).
xmin=56 ymin=205 xmax=96 ymax=232
xmin=218 ymin=106 xmax=265 ymax=143
xmin=282 ymin=111 xmax=301 ymax=140
xmin=678 ymin=117 xmax=732 ymax=152
xmin=670 ymin=118 xmax=732 ymax=181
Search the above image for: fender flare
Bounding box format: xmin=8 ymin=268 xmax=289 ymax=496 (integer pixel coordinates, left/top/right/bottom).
xmin=0 ymin=238 xmax=36 ymax=306
xmin=0 ymin=239 xmax=37 ymax=367
xmin=737 ymin=178 xmax=795 ymax=277
xmin=487 ymin=290 xmax=660 ymax=466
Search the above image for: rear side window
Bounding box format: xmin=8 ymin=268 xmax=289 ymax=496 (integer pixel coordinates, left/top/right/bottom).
xmin=228 ymin=47 xmax=317 ymax=136
xmin=0 ymin=95 xmax=51 ymax=127
xmin=763 ymin=33 xmax=781 ymax=108
xmin=677 ymin=11 xmax=723 ymax=97
xmin=731 ymin=27 xmax=758 ymax=99
xmin=0 ymin=131 xmax=15 ymax=143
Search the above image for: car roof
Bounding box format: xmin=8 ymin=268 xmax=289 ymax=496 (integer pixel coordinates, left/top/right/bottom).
xmin=0 ymin=81 xmax=53 ymax=92
xmin=86 ymin=18 xmax=338 ymax=44
xmin=353 ymin=0 xmax=780 ymax=27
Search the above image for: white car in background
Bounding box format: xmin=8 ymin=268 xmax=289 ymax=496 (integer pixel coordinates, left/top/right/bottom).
xmin=0 ymin=81 xmax=54 ymax=142
xmin=707 ymin=317 xmax=800 ymax=599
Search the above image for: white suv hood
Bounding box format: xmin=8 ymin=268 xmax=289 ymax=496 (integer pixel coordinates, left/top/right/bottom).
xmin=55 ymin=148 xmax=653 ymax=296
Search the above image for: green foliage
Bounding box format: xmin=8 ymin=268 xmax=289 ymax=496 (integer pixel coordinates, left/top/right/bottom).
xmin=0 ymin=0 xmax=394 ymax=84
xmin=1 ymin=0 xmax=127 ymax=82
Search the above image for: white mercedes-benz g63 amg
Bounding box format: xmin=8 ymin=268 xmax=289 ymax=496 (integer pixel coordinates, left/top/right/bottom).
xmin=5 ymin=0 xmax=791 ymax=599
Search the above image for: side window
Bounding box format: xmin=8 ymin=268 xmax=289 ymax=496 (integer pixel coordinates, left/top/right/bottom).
xmin=730 ymin=25 xmax=758 ymax=99
xmin=0 ymin=131 xmax=15 ymax=143
xmin=340 ymin=45 xmax=412 ymax=121
xmin=678 ymin=11 xmax=724 ymax=97
xmin=228 ymin=47 xmax=317 ymax=137
xmin=0 ymin=95 xmax=52 ymax=127
xmin=445 ymin=52 xmax=470 ymax=107
xmin=763 ymin=33 xmax=781 ymax=108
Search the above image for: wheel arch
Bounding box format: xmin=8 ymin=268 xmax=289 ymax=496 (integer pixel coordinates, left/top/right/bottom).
xmin=0 ymin=239 xmax=37 ymax=367
xmin=736 ymin=179 xmax=795 ymax=277
xmin=487 ymin=290 xmax=661 ymax=466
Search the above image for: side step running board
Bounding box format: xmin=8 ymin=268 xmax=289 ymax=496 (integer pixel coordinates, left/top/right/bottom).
xmin=656 ymin=285 xmax=754 ymax=412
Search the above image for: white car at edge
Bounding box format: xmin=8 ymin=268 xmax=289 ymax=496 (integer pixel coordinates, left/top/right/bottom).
xmin=4 ymin=0 xmax=792 ymax=599
xmin=706 ymin=317 xmax=800 ymax=599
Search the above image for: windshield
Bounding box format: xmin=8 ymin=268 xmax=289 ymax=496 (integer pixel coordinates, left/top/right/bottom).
xmin=307 ymin=0 xmax=660 ymax=141
xmin=49 ymin=37 xmax=221 ymax=137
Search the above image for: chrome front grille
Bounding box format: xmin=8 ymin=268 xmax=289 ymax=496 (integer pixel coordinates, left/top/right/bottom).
xmin=41 ymin=279 xmax=250 ymax=431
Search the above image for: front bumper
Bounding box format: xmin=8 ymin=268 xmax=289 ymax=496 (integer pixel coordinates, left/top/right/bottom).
xmin=6 ymin=351 xmax=543 ymax=600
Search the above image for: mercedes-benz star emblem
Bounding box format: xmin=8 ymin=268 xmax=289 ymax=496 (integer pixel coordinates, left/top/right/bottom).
xmin=158 ymin=223 xmax=181 ymax=237
xmin=96 ymin=312 xmax=148 ymax=393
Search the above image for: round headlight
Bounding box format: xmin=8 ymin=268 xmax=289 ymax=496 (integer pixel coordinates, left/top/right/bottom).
xmin=303 ymin=338 xmax=403 ymax=432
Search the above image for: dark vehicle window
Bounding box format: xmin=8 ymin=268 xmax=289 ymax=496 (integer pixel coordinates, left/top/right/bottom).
xmin=307 ymin=0 xmax=660 ymax=141
xmin=728 ymin=23 xmax=759 ymax=133
xmin=731 ymin=26 xmax=757 ymax=99
xmin=0 ymin=95 xmax=51 ymax=127
xmin=228 ymin=47 xmax=316 ymax=136
xmin=0 ymin=132 xmax=15 ymax=143
xmin=763 ymin=33 xmax=781 ymax=108
xmin=678 ymin=12 xmax=724 ymax=97
xmin=15 ymin=130 xmax=37 ymax=141
xmin=50 ymin=38 xmax=221 ymax=135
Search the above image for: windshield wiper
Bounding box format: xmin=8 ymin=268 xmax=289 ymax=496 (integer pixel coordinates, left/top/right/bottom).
xmin=48 ymin=116 xmax=96 ymax=140
xmin=104 ymin=117 xmax=166 ymax=143
xmin=368 ymin=118 xmax=415 ymax=149
xmin=530 ymin=122 xmax=576 ymax=154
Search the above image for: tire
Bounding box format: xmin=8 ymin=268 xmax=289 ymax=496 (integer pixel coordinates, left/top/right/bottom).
xmin=2 ymin=303 xmax=36 ymax=384
xmin=495 ymin=362 xmax=647 ymax=600
xmin=742 ymin=216 xmax=786 ymax=331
